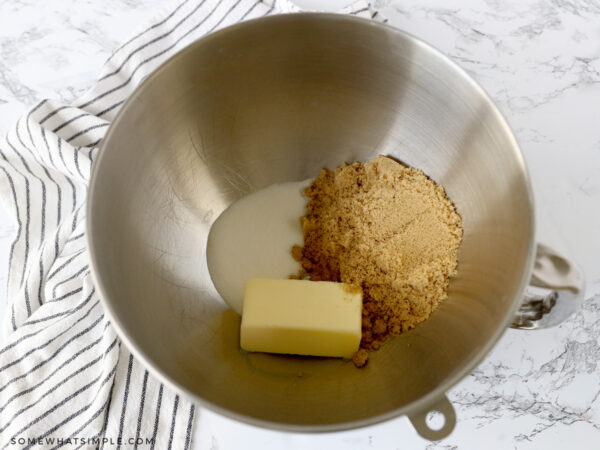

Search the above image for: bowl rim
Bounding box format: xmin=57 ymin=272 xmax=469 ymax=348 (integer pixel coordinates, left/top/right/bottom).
xmin=86 ymin=12 xmax=536 ymax=433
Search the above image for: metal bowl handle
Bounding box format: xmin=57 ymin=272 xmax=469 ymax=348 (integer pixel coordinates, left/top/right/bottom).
xmin=408 ymin=395 xmax=456 ymax=440
xmin=512 ymin=243 xmax=585 ymax=329
xmin=409 ymin=243 xmax=584 ymax=441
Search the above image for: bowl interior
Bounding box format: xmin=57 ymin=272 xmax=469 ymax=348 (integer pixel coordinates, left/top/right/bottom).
xmin=88 ymin=14 xmax=534 ymax=430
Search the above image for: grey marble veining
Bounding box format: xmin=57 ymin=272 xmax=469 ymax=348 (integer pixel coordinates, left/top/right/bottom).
xmin=0 ymin=0 xmax=166 ymax=135
xmin=1 ymin=0 xmax=599 ymax=448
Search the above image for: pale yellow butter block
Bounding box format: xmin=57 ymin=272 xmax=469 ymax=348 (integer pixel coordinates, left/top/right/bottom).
xmin=240 ymin=278 xmax=362 ymax=359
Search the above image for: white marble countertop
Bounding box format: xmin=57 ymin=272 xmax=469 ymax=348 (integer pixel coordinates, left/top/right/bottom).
xmin=1 ymin=0 xmax=599 ymax=448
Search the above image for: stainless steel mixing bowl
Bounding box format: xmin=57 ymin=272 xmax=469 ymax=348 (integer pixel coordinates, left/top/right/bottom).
xmin=87 ymin=13 xmax=584 ymax=440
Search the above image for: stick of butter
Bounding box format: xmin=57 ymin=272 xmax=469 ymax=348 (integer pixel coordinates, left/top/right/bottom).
xmin=240 ymin=278 xmax=362 ymax=359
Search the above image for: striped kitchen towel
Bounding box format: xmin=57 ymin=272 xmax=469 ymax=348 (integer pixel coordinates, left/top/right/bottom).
xmin=0 ymin=0 xmax=380 ymax=448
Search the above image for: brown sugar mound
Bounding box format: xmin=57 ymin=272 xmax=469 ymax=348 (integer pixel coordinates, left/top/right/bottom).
xmin=293 ymin=156 xmax=463 ymax=367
